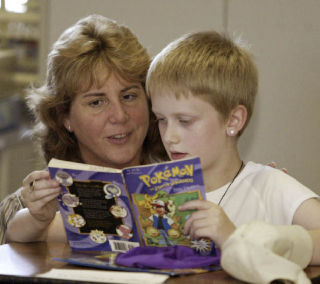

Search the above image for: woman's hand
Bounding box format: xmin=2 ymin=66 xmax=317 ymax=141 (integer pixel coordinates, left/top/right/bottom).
xmin=267 ymin=161 xmax=288 ymax=174
xmin=21 ymin=170 xmax=61 ymax=225
xmin=179 ymin=200 xmax=236 ymax=248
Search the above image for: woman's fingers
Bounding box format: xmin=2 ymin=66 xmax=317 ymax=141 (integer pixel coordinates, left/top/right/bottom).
xmin=22 ymin=170 xmax=51 ymax=188
xmin=29 ymin=186 xmax=61 ymax=202
xmin=22 ymin=171 xmax=59 ymax=198
xmin=29 ymin=190 xmax=60 ymax=211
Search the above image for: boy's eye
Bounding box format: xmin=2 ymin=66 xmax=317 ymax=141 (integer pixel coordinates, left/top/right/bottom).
xmin=178 ymin=117 xmax=192 ymax=125
xmin=156 ymin=117 xmax=167 ymax=124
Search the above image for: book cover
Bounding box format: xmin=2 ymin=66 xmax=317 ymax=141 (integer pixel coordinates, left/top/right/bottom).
xmin=48 ymin=157 xmax=209 ymax=253
xmin=123 ymin=157 xmax=207 ymax=250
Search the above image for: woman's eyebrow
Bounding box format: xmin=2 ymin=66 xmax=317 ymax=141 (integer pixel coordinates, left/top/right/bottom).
xmin=120 ymin=85 xmax=141 ymax=93
xmin=81 ymin=85 xmax=141 ymax=97
xmin=82 ymin=92 xmax=105 ymax=98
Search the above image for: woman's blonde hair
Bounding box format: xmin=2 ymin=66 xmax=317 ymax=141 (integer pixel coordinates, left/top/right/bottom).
xmin=146 ymin=30 xmax=258 ymax=135
xmin=27 ymin=14 xmax=166 ymax=164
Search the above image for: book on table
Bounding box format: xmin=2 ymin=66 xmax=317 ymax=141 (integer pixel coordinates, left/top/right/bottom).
xmin=48 ymin=157 xmax=219 ymax=275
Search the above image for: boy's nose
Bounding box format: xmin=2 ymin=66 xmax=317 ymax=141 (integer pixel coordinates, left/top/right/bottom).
xmin=163 ymin=125 xmax=180 ymax=144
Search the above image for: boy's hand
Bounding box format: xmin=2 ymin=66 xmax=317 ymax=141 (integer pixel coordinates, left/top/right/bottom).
xmin=21 ymin=170 xmax=61 ymax=225
xmin=179 ymin=200 xmax=236 ymax=248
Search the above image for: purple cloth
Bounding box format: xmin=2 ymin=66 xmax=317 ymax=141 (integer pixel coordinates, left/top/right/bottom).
xmin=116 ymin=245 xmax=220 ymax=269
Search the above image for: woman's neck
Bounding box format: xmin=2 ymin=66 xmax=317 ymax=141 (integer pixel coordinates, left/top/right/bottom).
xmin=203 ymin=154 xmax=243 ymax=193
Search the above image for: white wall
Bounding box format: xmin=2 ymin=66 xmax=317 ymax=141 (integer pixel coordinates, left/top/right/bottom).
xmin=46 ymin=0 xmax=224 ymax=55
xmin=45 ymin=0 xmax=320 ymax=193
xmin=230 ymin=0 xmax=320 ymax=192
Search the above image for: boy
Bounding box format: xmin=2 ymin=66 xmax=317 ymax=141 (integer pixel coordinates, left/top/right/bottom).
xmin=146 ymin=30 xmax=320 ymax=281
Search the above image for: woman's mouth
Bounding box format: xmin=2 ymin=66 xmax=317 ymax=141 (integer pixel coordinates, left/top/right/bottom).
xmin=107 ymin=133 xmax=130 ymax=144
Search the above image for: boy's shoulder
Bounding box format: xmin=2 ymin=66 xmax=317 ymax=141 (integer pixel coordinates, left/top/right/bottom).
xmin=240 ymin=161 xmax=290 ymax=185
xmin=240 ymin=161 xmax=313 ymax=194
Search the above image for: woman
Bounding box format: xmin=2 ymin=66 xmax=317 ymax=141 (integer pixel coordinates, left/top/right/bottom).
xmin=3 ymin=14 xmax=167 ymax=243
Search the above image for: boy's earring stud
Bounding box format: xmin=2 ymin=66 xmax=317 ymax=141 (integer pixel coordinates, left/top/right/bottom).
xmin=228 ymin=129 xmax=235 ymax=136
xmin=68 ymin=125 xmax=72 ymax=132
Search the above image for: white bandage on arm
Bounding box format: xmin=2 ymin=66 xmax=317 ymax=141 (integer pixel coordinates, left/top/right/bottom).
xmin=221 ymin=221 xmax=313 ymax=284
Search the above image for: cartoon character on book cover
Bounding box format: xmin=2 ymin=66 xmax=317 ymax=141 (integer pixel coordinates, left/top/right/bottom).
xmin=132 ymin=190 xmax=202 ymax=247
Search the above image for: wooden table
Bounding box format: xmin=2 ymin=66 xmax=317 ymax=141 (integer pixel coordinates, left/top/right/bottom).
xmin=0 ymin=242 xmax=319 ymax=283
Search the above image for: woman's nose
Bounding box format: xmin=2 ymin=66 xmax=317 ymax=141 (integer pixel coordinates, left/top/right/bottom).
xmin=108 ymin=101 xmax=129 ymax=124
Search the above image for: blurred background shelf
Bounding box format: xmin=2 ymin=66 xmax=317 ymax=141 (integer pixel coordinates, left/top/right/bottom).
xmin=0 ymin=0 xmax=45 ymax=201
xmin=0 ymin=10 xmax=40 ymax=23
xmin=0 ymin=0 xmax=46 ymax=96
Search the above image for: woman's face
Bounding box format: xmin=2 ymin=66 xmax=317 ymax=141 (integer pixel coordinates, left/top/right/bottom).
xmin=64 ymin=73 xmax=149 ymax=169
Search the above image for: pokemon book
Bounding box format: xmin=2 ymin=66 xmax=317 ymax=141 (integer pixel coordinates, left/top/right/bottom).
xmin=48 ymin=157 xmax=209 ymax=254
xmin=52 ymin=250 xmax=220 ymax=276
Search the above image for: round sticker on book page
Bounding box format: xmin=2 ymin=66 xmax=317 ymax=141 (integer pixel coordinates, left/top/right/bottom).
xmin=116 ymin=224 xmax=133 ymax=239
xmin=110 ymin=205 xmax=127 ymax=218
xmin=90 ymin=229 xmax=107 ymax=244
xmin=67 ymin=214 xmax=86 ymax=228
xmin=62 ymin=193 xmax=80 ymax=207
xmin=104 ymin=183 xmax=121 ymax=197
xmin=55 ymin=171 xmax=73 ymax=186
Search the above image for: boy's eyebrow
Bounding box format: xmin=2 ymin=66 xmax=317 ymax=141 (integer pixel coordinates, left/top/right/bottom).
xmin=153 ymin=110 xmax=194 ymax=116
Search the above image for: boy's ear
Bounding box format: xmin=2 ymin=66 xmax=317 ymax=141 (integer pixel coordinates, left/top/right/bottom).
xmin=226 ymin=105 xmax=247 ymax=136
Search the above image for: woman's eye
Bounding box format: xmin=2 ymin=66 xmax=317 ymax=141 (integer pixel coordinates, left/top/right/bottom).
xmin=122 ymin=93 xmax=137 ymax=102
xmin=88 ymin=99 xmax=105 ymax=107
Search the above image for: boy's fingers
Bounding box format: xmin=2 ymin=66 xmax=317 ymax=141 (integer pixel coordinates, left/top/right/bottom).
xmin=179 ymin=199 xmax=212 ymax=211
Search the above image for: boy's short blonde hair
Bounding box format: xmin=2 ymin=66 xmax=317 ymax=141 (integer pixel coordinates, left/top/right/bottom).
xmin=146 ymin=31 xmax=258 ymax=135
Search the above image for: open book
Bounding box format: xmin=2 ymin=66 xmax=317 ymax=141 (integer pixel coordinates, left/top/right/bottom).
xmin=48 ymin=157 xmax=210 ymax=254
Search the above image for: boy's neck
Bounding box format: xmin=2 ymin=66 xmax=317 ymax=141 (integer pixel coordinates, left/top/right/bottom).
xmin=203 ymin=153 xmax=243 ymax=193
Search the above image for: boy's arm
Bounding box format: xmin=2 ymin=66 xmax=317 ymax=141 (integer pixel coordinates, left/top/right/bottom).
xmin=309 ymin=230 xmax=320 ymax=265
xmin=180 ymin=198 xmax=320 ymax=265
xmin=292 ymin=198 xmax=320 ymax=264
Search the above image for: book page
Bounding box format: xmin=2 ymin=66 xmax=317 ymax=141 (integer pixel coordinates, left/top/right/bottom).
xmin=48 ymin=159 xmax=141 ymax=252
xmin=36 ymin=269 xmax=168 ymax=284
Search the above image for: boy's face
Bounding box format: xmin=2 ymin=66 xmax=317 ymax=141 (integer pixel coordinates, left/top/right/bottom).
xmin=152 ymin=91 xmax=230 ymax=173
